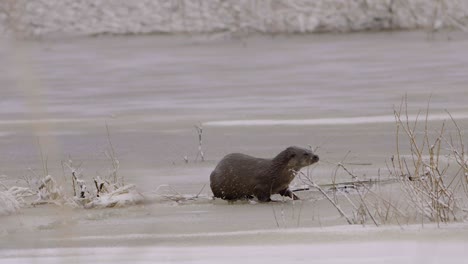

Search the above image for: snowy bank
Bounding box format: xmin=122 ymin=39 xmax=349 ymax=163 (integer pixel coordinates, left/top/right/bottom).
xmin=1 ymin=0 xmax=468 ymax=37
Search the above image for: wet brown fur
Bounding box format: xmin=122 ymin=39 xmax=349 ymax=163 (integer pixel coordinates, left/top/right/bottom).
xmin=210 ymin=146 xmax=319 ymax=202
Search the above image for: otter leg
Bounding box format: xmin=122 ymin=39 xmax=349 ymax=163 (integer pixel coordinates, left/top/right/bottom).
xmin=279 ymin=188 xmax=300 ymax=200
xmin=254 ymin=185 xmax=271 ymax=202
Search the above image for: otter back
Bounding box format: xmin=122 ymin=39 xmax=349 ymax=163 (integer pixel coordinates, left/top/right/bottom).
xmin=210 ymin=153 xmax=271 ymax=200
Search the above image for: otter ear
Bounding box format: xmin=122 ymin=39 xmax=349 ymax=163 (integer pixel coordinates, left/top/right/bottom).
xmin=285 ymin=147 xmax=297 ymax=156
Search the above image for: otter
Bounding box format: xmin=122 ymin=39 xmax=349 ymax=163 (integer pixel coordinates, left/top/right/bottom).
xmin=210 ymin=146 xmax=319 ymax=202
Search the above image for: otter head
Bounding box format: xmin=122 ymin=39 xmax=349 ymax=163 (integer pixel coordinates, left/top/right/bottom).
xmin=275 ymin=146 xmax=319 ymax=170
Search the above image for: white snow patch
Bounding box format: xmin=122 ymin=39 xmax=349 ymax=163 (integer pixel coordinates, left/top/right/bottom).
xmin=0 ymin=183 xmax=35 ymax=216
xmin=83 ymin=184 xmax=144 ymax=209
xmin=1 ymin=173 xmax=144 ymax=214
xmin=0 ymin=191 xmax=20 ymax=216
xmin=36 ymin=175 xmax=64 ymax=203
xmin=204 ymin=112 xmax=468 ymax=127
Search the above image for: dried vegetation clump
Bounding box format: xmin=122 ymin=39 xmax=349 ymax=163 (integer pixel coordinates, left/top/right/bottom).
xmin=390 ymin=97 xmax=468 ymax=223
xmin=296 ymin=97 xmax=468 ymax=226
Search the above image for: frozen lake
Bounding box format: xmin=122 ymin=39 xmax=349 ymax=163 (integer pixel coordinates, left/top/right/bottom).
xmin=1 ymin=31 xmax=468 ymax=261
xmin=1 ymin=31 xmax=467 ymax=178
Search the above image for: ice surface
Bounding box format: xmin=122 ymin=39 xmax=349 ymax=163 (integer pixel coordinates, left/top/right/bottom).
xmin=3 ymin=223 xmax=468 ymax=262
xmin=1 ymin=31 xmax=468 ymax=262
xmin=1 ymin=240 xmax=467 ymax=264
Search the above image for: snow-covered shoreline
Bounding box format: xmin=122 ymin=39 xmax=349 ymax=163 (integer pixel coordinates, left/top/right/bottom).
xmin=1 ymin=0 xmax=468 ymax=38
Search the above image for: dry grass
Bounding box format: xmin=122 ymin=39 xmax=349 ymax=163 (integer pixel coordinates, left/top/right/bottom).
xmin=194 ymin=124 xmax=205 ymax=162
xmin=294 ymin=97 xmax=468 ymax=226
xmin=390 ymin=96 xmax=468 ymax=224
xmin=296 ymin=94 xmax=467 ymax=226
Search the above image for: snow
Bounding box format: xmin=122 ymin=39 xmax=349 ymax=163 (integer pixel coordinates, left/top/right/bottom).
xmin=3 ymin=222 xmax=468 ymax=261
xmin=0 ymin=174 xmax=144 ymax=215
xmin=0 ymin=241 xmax=467 ymax=264
xmin=0 ymin=178 xmax=35 ymax=216
xmin=1 ymin=0 xmax=468 ymax=37
xmin=0 ymin=190 xmax=20 ymax=216
xmin=38 ymin=222 xmax=468 ymax=242
xmin=0 ymin=20 xmax=468 ymax=263
xmin=204 ymin=112 xmax=468 ymax=127
xmin=83 ymin=184 xmax=145 ymax=209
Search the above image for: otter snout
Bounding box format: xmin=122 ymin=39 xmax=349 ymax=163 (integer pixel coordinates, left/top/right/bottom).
xmin=303 ymin=151 xmax=319 ymax=166
xmin=312 ymin=154 xmax=319 ymax=163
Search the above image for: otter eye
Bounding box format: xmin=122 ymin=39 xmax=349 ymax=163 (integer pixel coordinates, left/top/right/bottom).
xmin=290 ymin=154 xmax=296 ymax=158
xmin=304 ymin=153 xmax=310 ymax=157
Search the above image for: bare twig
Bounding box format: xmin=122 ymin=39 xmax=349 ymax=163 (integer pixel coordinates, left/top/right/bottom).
xmin=299 ymin=171 xmax=353 ymax=225
xmin=194 ymin=124 xmax=205 ymax=162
